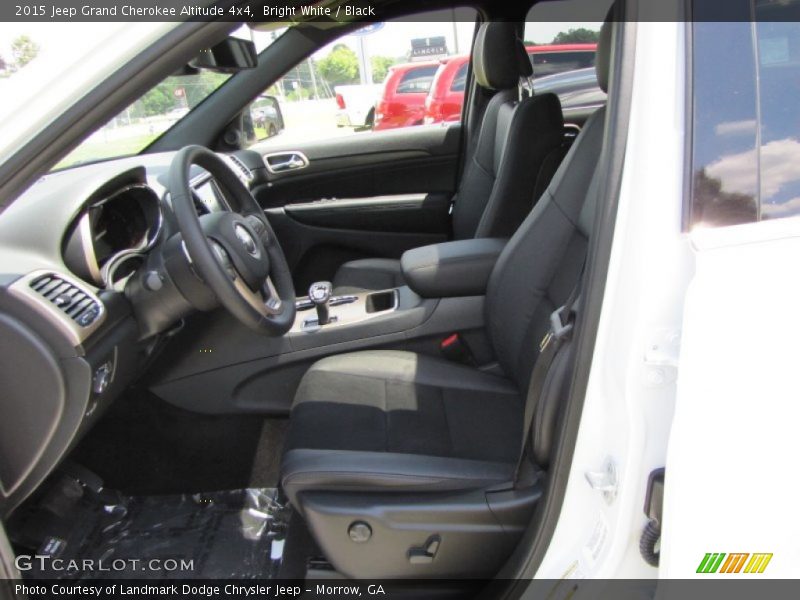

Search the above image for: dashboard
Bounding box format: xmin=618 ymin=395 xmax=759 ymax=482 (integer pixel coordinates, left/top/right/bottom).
xmin=0 ymin=149 xmax=261 ymax=516
xmin=193 ymin=176 xmax=230 ymax=214
xmin=63 ymin=184 xmax=162 ymax=289
xmin=58 ymin=165 xmax=237 ymax=292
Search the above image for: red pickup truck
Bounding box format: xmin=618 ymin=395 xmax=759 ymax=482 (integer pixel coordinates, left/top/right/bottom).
xmin=424 ymin=44 xmax=597 ymax=125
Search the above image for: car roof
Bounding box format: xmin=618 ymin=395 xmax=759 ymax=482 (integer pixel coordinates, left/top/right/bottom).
xmin=433 ymin=42 xmax=598 ymax=70
xmin=389 ymin=61 xmax=441 ymax=73
xmin=525 ymin=43 xmax=598 ymax=53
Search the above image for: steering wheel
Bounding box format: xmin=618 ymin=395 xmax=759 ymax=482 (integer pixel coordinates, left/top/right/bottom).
xmin=168 ymin=145 xmax=296 ymax=335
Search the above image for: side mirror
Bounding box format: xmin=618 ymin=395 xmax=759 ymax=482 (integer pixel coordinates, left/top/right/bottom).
xmin=250 ymin=96 xmax=285 ymax=141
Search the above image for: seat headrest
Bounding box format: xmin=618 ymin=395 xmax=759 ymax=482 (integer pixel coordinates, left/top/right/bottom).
xmin=595 ymin=8 xmax=614 ymax=93
xmin=473 ymin=22 xmax=533 ymax=91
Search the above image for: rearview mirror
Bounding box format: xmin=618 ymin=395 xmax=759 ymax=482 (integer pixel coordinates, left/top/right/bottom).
xmin=190 ymin=37 xmax=258 ymax=73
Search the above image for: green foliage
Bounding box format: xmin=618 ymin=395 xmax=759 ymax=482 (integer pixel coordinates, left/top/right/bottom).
xmin=181 ymin=71 xmax=229 ymax=107
xmin=287 ymin=87 xmax=310 ymax=101
xmin=11 ymin=35 xmax=39 ymax=68
xmin=551 ymin=28 xmax=600 ymax=44
xmin=139 ymin=85 xmax=174 ymax=117
xmin=134 ymin=71 xmax=229 ymax=117
xmin=316 ymin=44 xmax=359 ymax=87
xmin=370 ymin=56 xmax=396 ymax=83
xmin=281 ymin=59 xmax=325 ymax=100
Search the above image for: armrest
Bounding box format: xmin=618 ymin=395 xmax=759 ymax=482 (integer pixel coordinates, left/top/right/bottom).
xmin=400 ymin=238 xmax=506 ymax=298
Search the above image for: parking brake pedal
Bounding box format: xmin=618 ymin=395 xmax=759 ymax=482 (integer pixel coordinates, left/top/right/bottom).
xmin=408 ymin=535 xmax=441 ymax=564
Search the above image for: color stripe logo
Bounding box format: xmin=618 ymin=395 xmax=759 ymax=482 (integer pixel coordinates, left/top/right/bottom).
xmin=697 ymin=553 xmax=772 ymax=574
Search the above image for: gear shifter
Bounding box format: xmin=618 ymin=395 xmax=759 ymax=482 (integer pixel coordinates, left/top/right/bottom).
xmin=308 ymin=281 xmax=333 ymax=325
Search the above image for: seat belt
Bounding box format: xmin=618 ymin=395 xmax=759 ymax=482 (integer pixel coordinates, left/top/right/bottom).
xmin=513 ymin=276 xmax=583 ymax=488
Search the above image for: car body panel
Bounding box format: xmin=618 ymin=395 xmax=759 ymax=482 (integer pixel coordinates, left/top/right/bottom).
xmin=424 ymin=45 xmax=598 ymax=126
xmin=374 ymin=62 xmax=440 ymax=131
xmin=334 ymin=83 xmax=383 ymax=128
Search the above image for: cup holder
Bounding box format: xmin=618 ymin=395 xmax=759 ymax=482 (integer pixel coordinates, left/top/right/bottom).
xmin=366 ymin=290 xmax=397 ymax=313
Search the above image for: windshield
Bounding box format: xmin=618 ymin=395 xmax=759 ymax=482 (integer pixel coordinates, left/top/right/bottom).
xmin=0 ymin=23 xmax=286 ymax=170
xmin=56 ymin=70 xmax=232 ymax=169
xmin=58 ymin=26 xmax=288 ymax=169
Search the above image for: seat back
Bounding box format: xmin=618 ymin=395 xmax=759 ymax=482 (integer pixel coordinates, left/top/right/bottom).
xmin=485 ymin=17 xmax=613 ymax=390
xmin=452 ymin=23 xmax=565 ymax=240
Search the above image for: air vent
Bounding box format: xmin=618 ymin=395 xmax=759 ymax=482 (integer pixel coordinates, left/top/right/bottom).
xmin=29 ymin=274 xmax=101 ymax=327
xmin=224 ymin=154 xmax=254 ymax=183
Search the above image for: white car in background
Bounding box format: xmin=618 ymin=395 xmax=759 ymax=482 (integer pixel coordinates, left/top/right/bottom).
xmin=334 ymin=83 xmax=383 ymax=129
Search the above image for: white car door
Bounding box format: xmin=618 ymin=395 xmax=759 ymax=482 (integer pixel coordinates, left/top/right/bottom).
xmin=661 ymin=13 xmax=800 ymax=578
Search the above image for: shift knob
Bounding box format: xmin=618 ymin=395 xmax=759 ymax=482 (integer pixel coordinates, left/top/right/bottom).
xmin=308 ymin=281 xmax=333 ymax=325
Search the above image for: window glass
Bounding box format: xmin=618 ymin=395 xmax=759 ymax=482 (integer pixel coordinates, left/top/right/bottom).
xmin=524 ymin=0 xmax=608 ymax=78
xmin=690 ymin=21 xmax=759 ymax=228
xmin=396 ymin=65 xmax=438 ymax=94
xmin=55 ymin=25 xmax=282 ymax=169
xmin=690 ymin=0 xmax=800 ymax=228
xmin=755 ymin=19 xmax=800 ymax=220
xmin=450 ymin=63 xmax=469 ymax=92
xmin=249 ymin=8 xmax=476 ymax=149
xmin=530 ymin=51 xmax=596 ymax=77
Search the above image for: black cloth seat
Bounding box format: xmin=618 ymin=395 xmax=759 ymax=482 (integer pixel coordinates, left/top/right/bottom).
xmin=332 ymin=22 xmax=566 ymax=294
xmin=280 ymin=15 xmax=614 ymax=577
xmin=282 ymin=350 xmax=521 ymax=505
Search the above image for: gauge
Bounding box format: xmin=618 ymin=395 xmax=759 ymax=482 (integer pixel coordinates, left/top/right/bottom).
xmin=63 ymin=183 xmax=162 ymax=287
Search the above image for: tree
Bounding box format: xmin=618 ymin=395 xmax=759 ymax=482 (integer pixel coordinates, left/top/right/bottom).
xmin=316 ymin=44 xmax=359 ymax=87
xmin=551 ymin=28 xmax=600 ymax=44
xmin=11 ymin=35 xmax=40 ymax=69
xmin=179 ymin=71 xmax=228 ymax=107
xmin=691 ymin=169 xmax=758 ymax=227
xmin=370 ymin=56 xmax=396 ymax=83
xmin=139 ymin=86 xmax=174 ymax=117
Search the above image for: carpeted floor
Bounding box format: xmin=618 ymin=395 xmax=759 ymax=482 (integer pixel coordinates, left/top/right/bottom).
xmin=69 ymin=389 xmax=288 ymax=495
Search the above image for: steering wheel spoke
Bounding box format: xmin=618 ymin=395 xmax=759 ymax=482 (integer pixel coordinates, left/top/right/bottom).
xmin=209 ymin=239 xmax=237 ymax=280
xmin=262 ymin=277 xmax=283 ymax=314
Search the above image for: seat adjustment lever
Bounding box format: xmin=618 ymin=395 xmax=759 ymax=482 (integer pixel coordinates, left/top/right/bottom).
xmin=408 ymin=535 xmax=441 ymax=564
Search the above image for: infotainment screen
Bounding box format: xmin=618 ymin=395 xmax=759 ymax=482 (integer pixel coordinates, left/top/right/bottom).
xmin=194 ymin=179 xmax=227 ymax=213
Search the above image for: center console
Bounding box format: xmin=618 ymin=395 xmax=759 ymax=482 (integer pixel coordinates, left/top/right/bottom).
xmin=151 ymin=238 xmax=508 ymax=415
xmin=293 ymin=287 xmax=399 ymax=333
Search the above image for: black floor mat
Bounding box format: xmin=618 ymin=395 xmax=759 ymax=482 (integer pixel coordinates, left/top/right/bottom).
xmin=69 ymin=389 xmax=288 ymax=495
xmin=17 ymin=488 xmax=291 ymax=580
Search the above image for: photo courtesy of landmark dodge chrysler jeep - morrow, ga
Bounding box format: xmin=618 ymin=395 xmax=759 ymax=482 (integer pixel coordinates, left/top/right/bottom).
xmin=0 ymin=0 xmax=799 ymax=596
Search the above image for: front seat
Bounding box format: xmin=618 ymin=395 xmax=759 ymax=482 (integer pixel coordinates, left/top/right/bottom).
xmin=332 ymin=21 xmax=566 ymax=294
xmin=281 ymin=17 xmax=613 ymax=579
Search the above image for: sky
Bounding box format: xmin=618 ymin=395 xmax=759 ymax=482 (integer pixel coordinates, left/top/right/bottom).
xmin=0 ymin=22 xmax=129 ymax=62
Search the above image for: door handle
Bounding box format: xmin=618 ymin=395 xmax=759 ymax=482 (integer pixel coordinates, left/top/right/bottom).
xmin=264 ymin=151 xmax=309 ymax=173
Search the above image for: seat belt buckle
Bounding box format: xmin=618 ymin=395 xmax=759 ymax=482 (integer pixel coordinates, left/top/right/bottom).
xmin=440 ymin=333 xmax=476 ymax=366
xmin=539 ymin=305 xmax=575 ymax=352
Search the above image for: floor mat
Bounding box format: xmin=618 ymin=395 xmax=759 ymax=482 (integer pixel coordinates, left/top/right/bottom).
xmin=19 ymin=488 xmax=291 ymax=580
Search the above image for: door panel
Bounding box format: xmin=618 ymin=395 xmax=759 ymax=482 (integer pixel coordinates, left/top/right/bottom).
xmin=250 ymin=124 xmax=461 ymax=207
xmin=248 ymin=124 xmax=461 ymax=286
xmin=662 ymin=222 xmax=800 ymax=577
xmin=283 ymin=193 xmax=450 ymax=234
